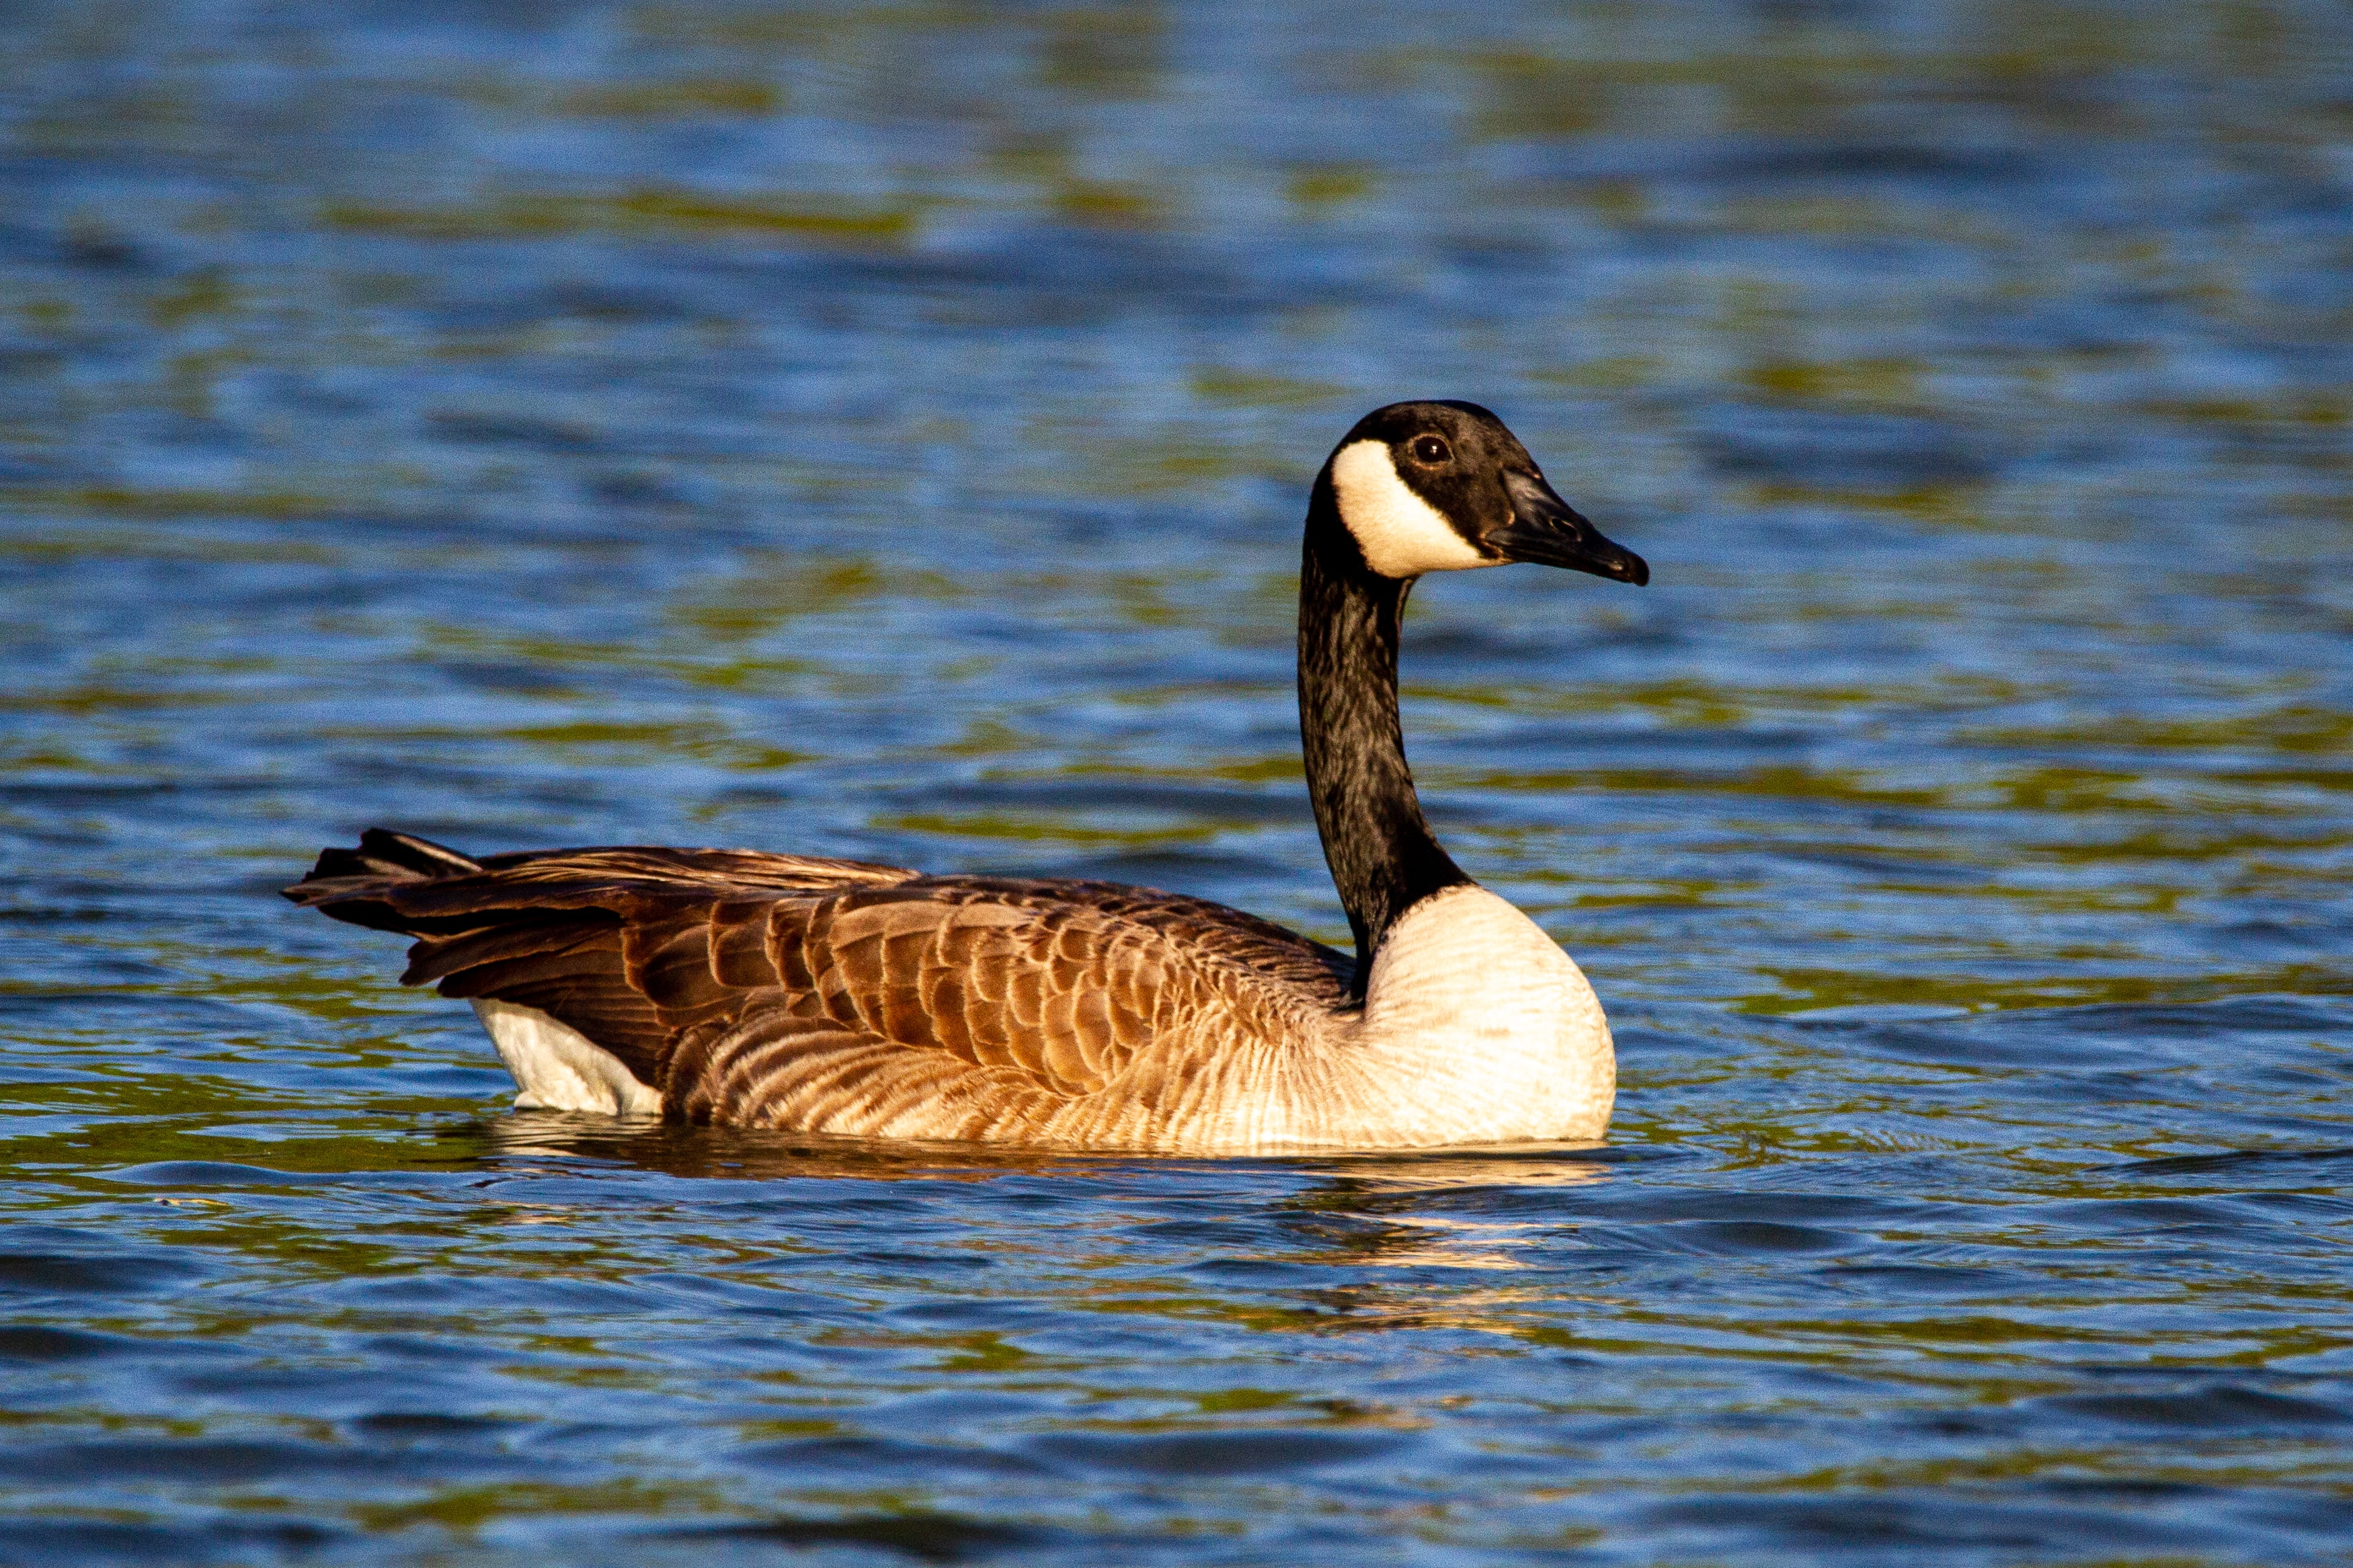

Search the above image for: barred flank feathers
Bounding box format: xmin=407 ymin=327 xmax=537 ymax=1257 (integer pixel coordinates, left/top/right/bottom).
xmin=282 ymin=829 xmax=1353 ymax=1142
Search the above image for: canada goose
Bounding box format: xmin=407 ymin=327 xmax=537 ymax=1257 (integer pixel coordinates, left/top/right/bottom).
xmin=287 ymin=401 xmax=1648 ymax=1151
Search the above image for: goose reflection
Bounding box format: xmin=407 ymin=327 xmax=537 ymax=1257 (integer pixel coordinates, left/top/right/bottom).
xmin=467 ymin=1114 xmax=1608 ymax=1276
xmin=1275 ymin=1148 xmax=1609 ymax=1272
xmin=467 ymin=1111 xmax=1088 ymax=1183
xmin=475 ymin=1112 xmax=1605 ymax=1187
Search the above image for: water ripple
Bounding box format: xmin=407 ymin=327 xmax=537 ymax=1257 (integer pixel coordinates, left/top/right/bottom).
xmin=2 ymin=0 xmax=2350 ymax=1563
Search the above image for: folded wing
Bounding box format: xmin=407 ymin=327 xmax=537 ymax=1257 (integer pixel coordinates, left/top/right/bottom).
xmin=286 ymin=829 xmax=1354 ymax=1139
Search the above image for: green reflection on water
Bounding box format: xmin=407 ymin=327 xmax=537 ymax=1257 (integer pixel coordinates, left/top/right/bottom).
xmin=3 ymin=0 xmax=2350 ymax=1554
xmin=322 ymin=192 xmax=919 ymax=245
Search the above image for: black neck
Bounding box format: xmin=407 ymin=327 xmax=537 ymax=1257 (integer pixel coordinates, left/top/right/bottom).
xmin=1298 ymin=474 xmax=1471 ymax=994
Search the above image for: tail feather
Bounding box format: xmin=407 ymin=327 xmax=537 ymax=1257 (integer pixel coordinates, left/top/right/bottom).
xmin=284 ymin=829 xmax=924 ymax=1098
xmin=282 ymin=829 xmax=487 ymax=932
xmin=301 ymin=828 xmax=483 ymax=886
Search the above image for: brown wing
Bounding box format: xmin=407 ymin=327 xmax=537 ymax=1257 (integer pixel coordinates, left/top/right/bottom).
xmin=288 ymin=830 xmax=1355 ymax=1134
xmin=664 ymin=876 xmax=1355 ymax=1132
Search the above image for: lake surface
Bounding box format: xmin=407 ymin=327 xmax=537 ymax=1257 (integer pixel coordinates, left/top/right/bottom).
xmin=4 ymin=1 xmax=2352 ymax=1562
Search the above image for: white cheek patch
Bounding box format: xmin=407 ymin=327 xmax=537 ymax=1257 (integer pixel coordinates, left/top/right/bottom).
xmin=1329 ymin=441 xmax=1495 ymax=577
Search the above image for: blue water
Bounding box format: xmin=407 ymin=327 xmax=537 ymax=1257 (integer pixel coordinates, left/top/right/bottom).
xmin=5 ymin=2 xmax=2353 ymax=1562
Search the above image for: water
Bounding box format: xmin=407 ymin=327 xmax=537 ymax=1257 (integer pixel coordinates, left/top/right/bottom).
xmin=3 ymin=1 xmax=2352 ymax=1561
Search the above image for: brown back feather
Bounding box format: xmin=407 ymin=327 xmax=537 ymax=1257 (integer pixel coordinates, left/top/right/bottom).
xmin=288 ymin=831 xmax=1356 ymax=1125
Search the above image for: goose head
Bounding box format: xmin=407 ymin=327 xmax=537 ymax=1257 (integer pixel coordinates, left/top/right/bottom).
xmin=1322 ymin=401 xmax=1648 ymax=586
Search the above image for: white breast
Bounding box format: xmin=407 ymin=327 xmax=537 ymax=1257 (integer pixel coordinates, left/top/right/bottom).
xmin=1316 ymin=884 xmax=1615 ymax=1145
xmin=472 ymin=998 xmax=662 ymax=1115
xmin=1328 ymin=441 xmax=1495 ymax=577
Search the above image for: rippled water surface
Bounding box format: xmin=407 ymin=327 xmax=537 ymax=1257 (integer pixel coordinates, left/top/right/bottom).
xmin=5 ymin=2 xmax=2353 ymax=1562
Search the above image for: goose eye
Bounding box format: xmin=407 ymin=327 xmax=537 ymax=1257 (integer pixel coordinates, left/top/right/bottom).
xmin=1410 ymin=435 xmax=1451 ymax=465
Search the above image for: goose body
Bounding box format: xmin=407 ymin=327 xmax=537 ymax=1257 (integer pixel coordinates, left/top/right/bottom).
xmin=288 ymin=402 xmax=1648 ymax=1153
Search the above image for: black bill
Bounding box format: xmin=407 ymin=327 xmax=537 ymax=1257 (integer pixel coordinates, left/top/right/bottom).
xmin=1488 ymin=470 xmax=1649 ymax=585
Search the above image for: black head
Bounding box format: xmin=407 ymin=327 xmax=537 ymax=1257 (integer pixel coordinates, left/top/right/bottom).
xmin=1320 ymin=400 xmax=1648 ymax=586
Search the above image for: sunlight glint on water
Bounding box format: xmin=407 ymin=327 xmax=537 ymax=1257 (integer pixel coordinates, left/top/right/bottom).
xmin=1 ymin=2 xmax=2350 ymax=1563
